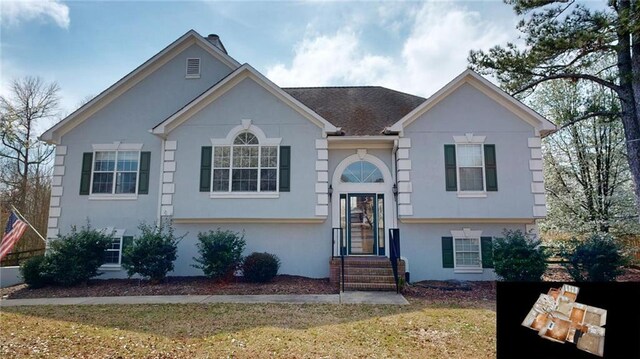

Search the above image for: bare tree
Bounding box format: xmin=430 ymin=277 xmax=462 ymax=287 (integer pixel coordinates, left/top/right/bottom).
xmin=0 ymin=77 xmax=60 ymax=256
xmin=535 ymin=80 xmax=638 ymax=236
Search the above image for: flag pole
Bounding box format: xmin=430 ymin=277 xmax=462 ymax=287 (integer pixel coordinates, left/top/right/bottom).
xmin=10 ymin=205 xmax=47 ymax=243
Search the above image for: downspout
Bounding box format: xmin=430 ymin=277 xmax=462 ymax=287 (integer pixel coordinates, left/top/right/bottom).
xmin=392 ymin=138 xmax=409 ymax=276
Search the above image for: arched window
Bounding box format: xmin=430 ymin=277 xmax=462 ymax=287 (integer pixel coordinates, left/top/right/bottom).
xmin=212 ymin=131 xmax=278 ymax=192
xmin=341 ymin=161 xmax=384 ymax=183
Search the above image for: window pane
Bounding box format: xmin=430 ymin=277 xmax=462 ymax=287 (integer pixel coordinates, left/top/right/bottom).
xmin=455 ymin=238 xmax=481 ymax=266
xmin=92 ymin=173 xmax=114 ymax=193
xmin=260 ymin=169 xmax=277 ymax=191
xmin=212 ymin=169 xmax=229 ymax=192
xmin=460 ymin=167 xmax=484 ymax=191
xmin=104 ymin=250 xmax=120 ymax=264
xmin=232 ymin=169 xmax=258 ymax=191
xmin=457 ymin=144 xmax=483 ymax=167
xmin=117 ymin=151 xmax=139 ymax=171
xmin=213 ymin=147 xmax=230 ymax=167
xmin=115 ymin=172 xmax=137 ymax=194
xmin=261 ymin=146 xmax=278 ymax=167
xmin=233 ymin=146 xmax=258 ymax=167
xmin=234 ymin=132 xmax=258 ymax=145
xmin=94 ymin=151 xmax=115 ymax=171
xmin=341 ymin=161 xmax=384 ymax=183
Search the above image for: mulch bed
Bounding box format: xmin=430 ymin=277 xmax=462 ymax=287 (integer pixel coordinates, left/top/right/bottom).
xmin=542 ymin=264 xmax=640 ymax=282
xmin=1 ymin=275 xmax=339 ymax=299
xmin=3 ymin=266 xmax=637 ymax=301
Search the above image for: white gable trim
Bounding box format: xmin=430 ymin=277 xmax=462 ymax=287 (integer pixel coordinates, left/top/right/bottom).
xmin=39 ymin=30 xmax=240 ymax=144
xmin=386 ymin=69 xmax=557 ymax=136
xmin=152 ymin=64 xmax=339 ymax=136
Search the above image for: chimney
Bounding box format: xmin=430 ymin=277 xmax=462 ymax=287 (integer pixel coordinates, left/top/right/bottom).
xmin=206 ymin=34 xmax=228 ymax=54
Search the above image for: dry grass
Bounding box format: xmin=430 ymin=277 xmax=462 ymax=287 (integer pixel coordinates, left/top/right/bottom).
xmin=0 ymin=298 xmax=495 ymax=358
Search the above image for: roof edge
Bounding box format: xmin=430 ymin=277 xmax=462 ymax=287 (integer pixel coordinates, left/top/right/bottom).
xmin=40 ymin=30 xmax=241 ymax=144
xmin=388 ymin=69 xmax=557 ymax=135
xmin=152 ymin=64 xmax=340 ymax=136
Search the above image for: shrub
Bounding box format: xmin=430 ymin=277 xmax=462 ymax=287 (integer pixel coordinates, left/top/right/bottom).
xmin=122 ymin=221 xmax=183 ymax=282
xmin=492 ymin=229 xmax=549 ymax=281
xmin=45 ymin=225 xmax=113 ymax=286
xmin=243 ymin=252 xmax=280 ymax=282
xmin=193 ymin=229 xmax=245 ymax=280
xmin=563 ymin=234 xmax=625 ymax=282
xmin=19 ymin=255 xmax=51 ymax=288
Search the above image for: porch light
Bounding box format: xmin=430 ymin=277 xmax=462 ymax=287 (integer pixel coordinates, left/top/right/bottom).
xmin=392 ymin=183 xmax=398 ymax=197
xmin=328 ymin=184 xmax=333 ymax=199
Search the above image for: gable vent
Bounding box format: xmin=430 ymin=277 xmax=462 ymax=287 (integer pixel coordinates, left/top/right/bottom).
xmin=186 ymin=58 xmax=201 ymax=78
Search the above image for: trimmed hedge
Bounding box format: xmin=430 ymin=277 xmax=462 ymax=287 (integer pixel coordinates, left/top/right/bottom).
xmin=243 ymin=252 xmax=280 ymax=283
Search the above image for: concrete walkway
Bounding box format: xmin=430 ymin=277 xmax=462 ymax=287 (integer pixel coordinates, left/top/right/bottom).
xmin=0 ymin=292 xmax=409 ymax=307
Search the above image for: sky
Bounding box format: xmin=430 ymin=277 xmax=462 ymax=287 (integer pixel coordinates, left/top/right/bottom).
xmin=1 ymin=0 xmax=527 ymax=132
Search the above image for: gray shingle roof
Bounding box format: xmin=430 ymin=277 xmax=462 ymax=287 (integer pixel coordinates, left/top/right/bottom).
xmin=283 ymin=86 xmax=425 ymax=136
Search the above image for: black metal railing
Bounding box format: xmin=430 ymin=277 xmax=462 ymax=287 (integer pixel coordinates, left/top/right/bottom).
xmin=332 ymin=227 xmax=346 ymax=292
xmin=389 ymin=228 xmax=401 ymax=293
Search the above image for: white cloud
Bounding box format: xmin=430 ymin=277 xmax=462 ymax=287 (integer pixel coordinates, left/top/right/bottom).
xmin=1 ymin=0 xmax=70 ymax=29
xmin=267 ymin=29 xmax=393 ymax=87
xmin=267 ymin=2 xmax=513 ymax=97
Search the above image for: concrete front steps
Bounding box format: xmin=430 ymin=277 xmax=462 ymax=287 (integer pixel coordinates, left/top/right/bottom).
xmin=330 ymin=256 xmax=405 ymax=291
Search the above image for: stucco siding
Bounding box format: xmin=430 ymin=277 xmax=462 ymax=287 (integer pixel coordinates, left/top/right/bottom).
xmin=170 ymin=77 xmax=324 ymax=219
xmin=405 ymin=83 xmax=536 ymax=219
xmin=400 ymin=222 xmax=526 ymax=281
xmin=54 ymin=43 xmax=234 ymax=235
xmin=99 ymin=222 xmax=332 ymax=279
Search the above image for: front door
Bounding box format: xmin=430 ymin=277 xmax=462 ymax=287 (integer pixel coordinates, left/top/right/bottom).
xmin=344 ymin=193 xmax=384 ymax=255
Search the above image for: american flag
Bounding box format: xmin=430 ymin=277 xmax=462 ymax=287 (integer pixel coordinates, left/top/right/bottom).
xmin=1 ymin=212 xmax=29 ymax=261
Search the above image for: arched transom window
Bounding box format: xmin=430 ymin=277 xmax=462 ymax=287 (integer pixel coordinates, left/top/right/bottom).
xmin=213 ymin=131 xmax=278 ymax=192
xmin=341 ymin=161 xmax=384 ymax=183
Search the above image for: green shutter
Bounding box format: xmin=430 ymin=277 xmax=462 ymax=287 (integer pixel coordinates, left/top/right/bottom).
xmin=200 ymin=146 xmax=212 ymax=192
xmin=279 ymin=146 xmax=291 ymax=192
xmin=138 ymin=152 xmax=151 ymax=194
xmin=80 ymin=152 xmax=93 ymax=195
xmin=444 ymin=145 xmax=457 ymax=191
xmin=121 ymin=236 xmax=134 ymax=261
xmin=442 ymin=237 xmax=454 ymax=268
xmin=484 ymin=144 xmax=497 ymax=191
xmin=481 ymin=236 xmax=494 ymax=268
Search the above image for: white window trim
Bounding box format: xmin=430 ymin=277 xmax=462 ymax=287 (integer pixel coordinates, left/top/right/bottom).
xmin=209 ymin=120 xmax=282 ymax=198
xmin=453 ymin=134 xmax=487 ymax=198
xmin=89 ymin=143 xmax=144 ymax=200
xmin=186 ymin=58 xmax=201 ymax=79
xmin=100 ymin=227 xmax=125 ymax=270
xmin=451 ymin=228 xmax=484 ymax=273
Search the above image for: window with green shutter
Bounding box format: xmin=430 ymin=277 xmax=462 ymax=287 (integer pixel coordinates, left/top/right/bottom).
xmin=279 ymin=146 xmax=291 ymax=192
xmin=80 ymin=152 xmax=93 ymax=195
xmin=444 ymin=145 xmax=457 ymax=191
xmin=481 ymin=237 xmax=494 ymax=268
xmin=484 ymin=144 xmax=497 ymax=191
xmin=138 ymin=152 xmax=151 ymax=194
xmin=442 ymin=237 xmax=454 ymax=268
xmin=200 ymin=146 xmax=212 ymax=192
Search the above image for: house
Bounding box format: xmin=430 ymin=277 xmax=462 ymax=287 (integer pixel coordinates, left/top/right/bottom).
xmin=39 ymin=30 xmax=556 ymax=287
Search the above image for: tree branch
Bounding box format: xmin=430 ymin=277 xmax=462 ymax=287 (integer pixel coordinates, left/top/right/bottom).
xmin=513 ymin=73 xmax=621 ymax=96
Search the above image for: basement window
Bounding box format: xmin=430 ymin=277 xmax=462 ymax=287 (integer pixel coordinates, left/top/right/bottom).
xmin=186 ymin=58 xmax=201 ymax=78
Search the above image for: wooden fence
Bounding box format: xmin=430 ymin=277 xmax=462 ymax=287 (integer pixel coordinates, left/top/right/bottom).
xmin=0 ymin=248 xmax=45 ymax=267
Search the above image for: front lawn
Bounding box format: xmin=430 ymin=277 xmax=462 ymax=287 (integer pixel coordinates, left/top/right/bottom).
xmin=0 ymin=298 xmax=495 ymax=358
